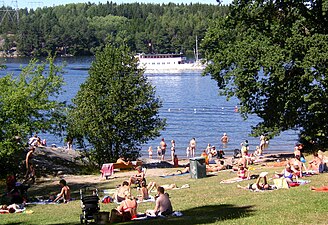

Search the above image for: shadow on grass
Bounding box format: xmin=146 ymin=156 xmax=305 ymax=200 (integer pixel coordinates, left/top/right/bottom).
xmin=44 ymin=203 xmax=255 ymax=225
xmin=131 ymin=204 xmax=255 ymax=225
xmin=3 ymin=223 xmax=24 ymax=225
xmin=27 ymin=181 xmax=103 ymax=200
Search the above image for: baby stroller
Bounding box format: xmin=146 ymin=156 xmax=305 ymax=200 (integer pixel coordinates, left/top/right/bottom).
xmin=80 ymin=186 xmax=100 ymax=224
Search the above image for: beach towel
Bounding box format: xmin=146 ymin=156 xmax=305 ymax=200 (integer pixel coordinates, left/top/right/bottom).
xmin=273 ymin=178 xmax=289 ymax=189
xmin=113 ymin=195 xmax=155 ymax=205
xmin=144 ymin=210 xmax=183 ymax=219
xmin=100 ymin=163 xmax=114 ymax=178
xmin=294 ymin=179 xmax=311 ymax=185
xmin=26 ymin=198 xmax=76 ymax=205
xmin=25 ymin=201 xmax=57 ymax=205
xmin=103 ymin=189 xmax=117 ymax=195
xmin=220 ymin=177 xmax=247 ymax=184
xmin=137 ymin=195 xmax=155 ymax=203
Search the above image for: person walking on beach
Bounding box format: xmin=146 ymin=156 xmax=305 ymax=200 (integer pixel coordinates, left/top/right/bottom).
xmin=170 ymin=140 xmax=175 ymax=162
xmin=160 ymin=138 xmax=167 ymax=161
xmin=189 ymin=138 xmax=196 ymax=158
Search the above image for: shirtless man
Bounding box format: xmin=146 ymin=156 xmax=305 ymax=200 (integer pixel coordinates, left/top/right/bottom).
xmin=25 ymin=146 xmax=35 ymax=180
xmin=189 ymin=138 xmax=196 ymax=158
xmin=220 ymin=133 xmax=229 ymax=146
xmin=53 ymin=179 xmax=71 ymax=203
xmin=116 ymin=156 xmax=130 ymax=166
xmin=146 ymin=186 xmax=173 ymax=216
xmin=160 ymin=138 xmax=167 ymax=161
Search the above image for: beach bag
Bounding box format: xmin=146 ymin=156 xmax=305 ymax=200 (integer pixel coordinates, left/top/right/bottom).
xmin=319 ymin=163 xmax=325 ymax=173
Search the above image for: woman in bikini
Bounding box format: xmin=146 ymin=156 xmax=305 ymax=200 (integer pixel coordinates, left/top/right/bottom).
xmin=237 ymin=165 xmax=249 ymax=179
xmin=129 ymin=166 xmax=145 ymax=186
xmin=110 ymin=191 xmax=138 ymax=222
xmin=113 ymin=181 xmax=131 ymax=203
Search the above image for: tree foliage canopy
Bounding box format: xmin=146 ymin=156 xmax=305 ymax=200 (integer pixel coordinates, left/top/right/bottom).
xmin=1 ymin=3 xmax=229 ymax=57
xmin=0 ymin=57 xmax=67 ymax=176
xmin=202 ymin=0 xmax=328 ymax=150
xmin=68 ymin=43 xmax=166 ymax=164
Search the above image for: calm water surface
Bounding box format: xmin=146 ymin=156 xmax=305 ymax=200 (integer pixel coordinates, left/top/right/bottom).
xmin=0 ymin=57 xmax=298 ymax=157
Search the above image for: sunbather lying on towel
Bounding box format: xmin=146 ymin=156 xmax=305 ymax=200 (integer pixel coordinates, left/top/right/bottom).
xmin=311 ymin=186 xmax=328 ymax=192
xmin=147 ymin=182 xmax=189 ymax=193
xmin=163 ymin=166 xmax=189 ymax=176
xmin=206 ymin=160 xmax=226 ymax=172
xmin=237 ymin=172 xmax=274 ymax=191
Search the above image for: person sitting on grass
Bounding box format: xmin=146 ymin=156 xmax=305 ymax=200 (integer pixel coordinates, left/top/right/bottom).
xmin=113 ymin=181 xmax=131 ymax=203
xmin=237 ymin=165 xmax=250 ymax=179
xmin=289 ymin=155 xmax=307 ymax=177
xmin=146 ymin=186 xmax=173 ymax=217
xmin=52 ymin=179 xmax=71 ymax=203
xmin=275 ymin=164 xmax=294 ymax=184
xmin=138 ymin=181 xmax=150 ymax=201
xmin=129 ymin=166 xmax=145 ymax=186
xmin=237 ymin=172 xmax=273 ymax=191
xmin=307 ymin=152 xmax=323 ymax=174
xmin=201 ymin=150 xmax=209 ymax=165
xmin=110 ymin=191 xmax=138 ymax=223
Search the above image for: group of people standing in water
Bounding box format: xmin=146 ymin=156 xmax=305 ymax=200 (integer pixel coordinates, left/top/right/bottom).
xmin=147 ymin=132 xmax=269 ymax=161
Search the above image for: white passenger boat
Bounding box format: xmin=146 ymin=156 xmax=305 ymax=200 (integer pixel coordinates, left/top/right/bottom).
xmin=136 ymin=53 xmax=205 ymax=74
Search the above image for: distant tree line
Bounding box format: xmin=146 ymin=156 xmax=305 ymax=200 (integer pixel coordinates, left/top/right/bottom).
xmin=0 ymin=2 xmax=229 ymax=57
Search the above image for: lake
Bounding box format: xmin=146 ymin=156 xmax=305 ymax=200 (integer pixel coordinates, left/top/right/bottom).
xmin=0 ymin=57 xmax=298 ymax=157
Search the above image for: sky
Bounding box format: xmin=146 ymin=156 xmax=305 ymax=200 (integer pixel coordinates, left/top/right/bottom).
xmin=1 ymin=0 xmax=233 ymax=9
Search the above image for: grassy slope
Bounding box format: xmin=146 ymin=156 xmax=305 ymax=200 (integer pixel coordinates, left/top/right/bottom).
xmin=1 ymin=165 xmax=328 ymax=225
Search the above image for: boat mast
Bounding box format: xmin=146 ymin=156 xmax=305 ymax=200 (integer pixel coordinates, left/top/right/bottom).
xmin=195 ymin=35 xmax=199 ymax=62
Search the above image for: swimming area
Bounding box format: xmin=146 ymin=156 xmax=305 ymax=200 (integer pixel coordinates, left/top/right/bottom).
xmin=0 ymin=57 xmax=298 ymax=157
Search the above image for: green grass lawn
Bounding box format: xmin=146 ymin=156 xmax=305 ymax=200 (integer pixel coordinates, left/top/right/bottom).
xmin=1 ymin=165 xmax=328 ymax=225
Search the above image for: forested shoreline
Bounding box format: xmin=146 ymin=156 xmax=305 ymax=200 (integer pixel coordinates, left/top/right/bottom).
xmin=0 ymin=2 xmax=229 ymax=57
